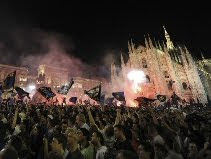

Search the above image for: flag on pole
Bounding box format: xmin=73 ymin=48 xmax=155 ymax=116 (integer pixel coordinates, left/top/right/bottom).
xmin=69 ymin=97 xmax=77 ymax=104
xmin=112 ymin=92 xmax=125 ymax=101
xmin=58 ymin=78 xmax=74 ymax=95
xmin=84 ymin=84 xmax=101 ymax=101
xmin=15 ymin=87 xmax=30 ymax=99
xmin=3 ymin=71 xmax=16 ymax=90
xmin=37 ymin=87 xmax=56 ymax=100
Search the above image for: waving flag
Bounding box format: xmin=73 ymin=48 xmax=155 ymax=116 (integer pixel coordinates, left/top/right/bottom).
xmin=58 ymin=79 xmax=74 ymax=95
xmin=38 ymin=87 xmax=56 ymax=100
xmin=135 ymin=97 xmax=156 ymax=106
xmin=3 ymin=71 xmax=16 ymax=90
xmin=112 ymin=92 xmax=125 ymax=101
xmin=69 ymin=97 xmax=77 ymax=104
xmin=100 ymin=94 xmax=105 ymax=104
xmin=84 ymin=84 xmax=101 ymax=101
xmin=105 ymin=97 xmax=114 ymax=105
xmin=15 ymin=87 xmax=30 ymax=99
xmin=156 ymin=95 xmax=167 ymax=102
xmin=0 ymin=83 xmax=2 ymax=93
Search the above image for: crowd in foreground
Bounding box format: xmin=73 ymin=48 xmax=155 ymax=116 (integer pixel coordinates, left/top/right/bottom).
xmin=0 ymin=100 xmax=211 ymax=159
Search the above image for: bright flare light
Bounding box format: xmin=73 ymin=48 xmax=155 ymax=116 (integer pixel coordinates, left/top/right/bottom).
xmin=130 ymin=100 xmax=139 ymax=107
xmin=127 ymin=70 xmax=146 ymax=93
xmin=28 ymin=85 xmax=36 ymax=90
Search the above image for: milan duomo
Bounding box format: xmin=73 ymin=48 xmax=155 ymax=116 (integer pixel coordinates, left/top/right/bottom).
xmin=111 ymin=27 xmax=208 ymax=104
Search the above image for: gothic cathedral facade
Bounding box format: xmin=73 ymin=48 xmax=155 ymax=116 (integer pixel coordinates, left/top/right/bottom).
xmin=111 ymin=27 xmax=208 ymax=104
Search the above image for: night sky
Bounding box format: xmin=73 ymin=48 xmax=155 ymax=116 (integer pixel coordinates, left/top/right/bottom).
xmin=0 ymin=1 xmax=210 ymax=71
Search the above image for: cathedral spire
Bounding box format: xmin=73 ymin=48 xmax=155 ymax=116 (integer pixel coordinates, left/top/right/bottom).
xmin=154 ymin=38 xmax=159 ymax=49
xmin=120 ymin=53 xmax=125 ymax=68
xmin=128 ymin=41 xmax=132 ymax=54
xmin=131 ymin=39 xmax=135 ymax=52
xmin=111 ymin=62 xmax=117 ymax=81
xmin=144 ymin=35 xmax=149 ymax=49
xmin=148 ymin=34 xmax=154 ymax=49
xmin=158 ymin=41 xmax=163 ymax=51
xmin=201 ymin=52 xmax=205 ymax=60
xmin=163 ymin=26 xmax=174 ymax=50
xmin=162 ymin=41 xmax=168 ymax=53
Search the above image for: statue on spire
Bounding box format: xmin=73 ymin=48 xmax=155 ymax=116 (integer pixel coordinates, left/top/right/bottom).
xmin=163 ymin=26 xmax=174 ymax=50
xmin=201 ymin=52 xmax=205 ymax=60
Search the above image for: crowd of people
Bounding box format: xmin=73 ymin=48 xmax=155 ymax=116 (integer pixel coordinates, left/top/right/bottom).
xmin=0 ymin=99 xmax=211 ymax=159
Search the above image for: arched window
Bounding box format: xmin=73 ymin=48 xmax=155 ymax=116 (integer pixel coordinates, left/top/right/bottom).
xmin=37 ymin=73 xmax=45 ymax=82
xmin=146 ymin=75 xmax=150 ymax=82
xmin=164 ymin=71 xmax=169 ymax=78
xmin=142 ymin=58 xmax=147 ymax=68
xmin=167 ymin=80 xmax=174 ymax=90
xmin=182 ymin=82 xmax=188 ymax=90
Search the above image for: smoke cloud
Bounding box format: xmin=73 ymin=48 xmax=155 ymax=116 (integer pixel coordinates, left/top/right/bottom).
xmin=0 ymin=28 xmax=108 ymax=79
xmin=20 ymin=31 xmax=90 ymax=77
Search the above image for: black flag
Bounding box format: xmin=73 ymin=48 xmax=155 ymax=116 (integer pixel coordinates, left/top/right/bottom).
xmin=69 ymin=97 xmax=77 ymax=104
xmin=157 ymin=95 xmax=167 ymax=102
xmin=38 ymin=87 xmax=56 ymax=100
xmin=15 ymin=87 xmax=30 ymax=99
xmin=112 ymin=92 xmax=125 ymax=101
xmin=105 ymin=97 xmax=114 ymax=105
xmin=84 ymin=84 xmax=101 ymax=101
xmin=135 ymin=97 xmax=156 ymax=105
xmin=58 ymin=78 xmax=74 ymax=95
xmin=3 ymin=71 xmax=16 ymax=90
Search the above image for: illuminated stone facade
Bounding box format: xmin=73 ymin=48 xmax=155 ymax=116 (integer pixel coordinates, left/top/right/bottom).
xmin=0 ymin=64 xmax=28 ymax=88
xmin=111 ymin=27 xmax=208 ymax=103
xmin=197 ymin=57 xmax=211 ymax=101
xmin=37 ymin=64 xmax=110 ymax=97
xmin=37 ymin=64 xmax=70 ymax=88
xmin=70 ymin=77 xmax=110 ymax=97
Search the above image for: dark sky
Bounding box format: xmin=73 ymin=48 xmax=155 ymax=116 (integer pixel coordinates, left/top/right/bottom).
xmin=0 ymin=0 xmax=210 ymax=67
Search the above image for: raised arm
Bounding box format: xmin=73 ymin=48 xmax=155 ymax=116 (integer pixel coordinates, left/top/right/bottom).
xmin=87 ymin=106 xmax=101 ymax=131
xmin=43 ymin=137 xmax=49 ymax=159
xmin=11 ymin=107 xmax=19 ymax=129
xmin=114 ymin=109 xmax=121 ymax=126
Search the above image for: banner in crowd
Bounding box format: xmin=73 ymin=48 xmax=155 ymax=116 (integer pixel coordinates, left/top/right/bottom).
xmin=69 ymin=97 xmax=77 ymax=104
xmin=112 ymin=92 xmax=125 ymax=101
xmin=58 ymin=78 xmax=74 ymax=95
xmin=156 ymin=95 xmax=167 ymax=102
xmin=15 ymin=87 xmax=30 ymax=99
xmin=135 ymin=96 xmax=156 ymax=105
xmin=100 ymin=94 xmax=105 ymax=104
xmin=3 ymin=71 xmax=16 ymax=90
xmin=105 ymin=97 xmax=114 ymax=105
xmin=84 ymin=84 xmax=101 ymax=101
xmin=37 ymin=87 xmax=56 ymax=100
xmin=0 ymin=83 xmax=2 ymax=92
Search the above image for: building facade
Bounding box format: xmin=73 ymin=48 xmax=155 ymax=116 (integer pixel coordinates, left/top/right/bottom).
xmin=37 ymin=64 xmax=70 ymax=88
xmin=197 ymin=57 xmax=211 ymax=101
xmin=70 ymin=77 xmax=110 ymax=97
xmin=0 ymin=64 xmax=28 ymax=88
xmin=111 ymin=27 xmax=208 ymax=104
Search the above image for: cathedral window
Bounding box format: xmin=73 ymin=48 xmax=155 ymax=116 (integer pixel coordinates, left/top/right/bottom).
xmin=164 ymin=71 xmax=169 ymax=78
xmin=182 ymin=82 xmax=188 ymax=90
xmin=146 ymin=75 xmax=150 ymax=82
xmin=142 ymin=58 xmax=147 ymax=68
xmin=167 ymin=80 xmax=174 ymax=90
xmin=38 ymin=73 xmax=45 ymax=82
xmin=19 ymin=76 xmax=27 ymax=82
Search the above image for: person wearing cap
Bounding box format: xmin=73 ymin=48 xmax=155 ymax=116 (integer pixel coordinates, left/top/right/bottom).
xmin=65 ymin=128 xmax=84 ymax=159
xmin=78 ymin=128 xmax=94 ymax=159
